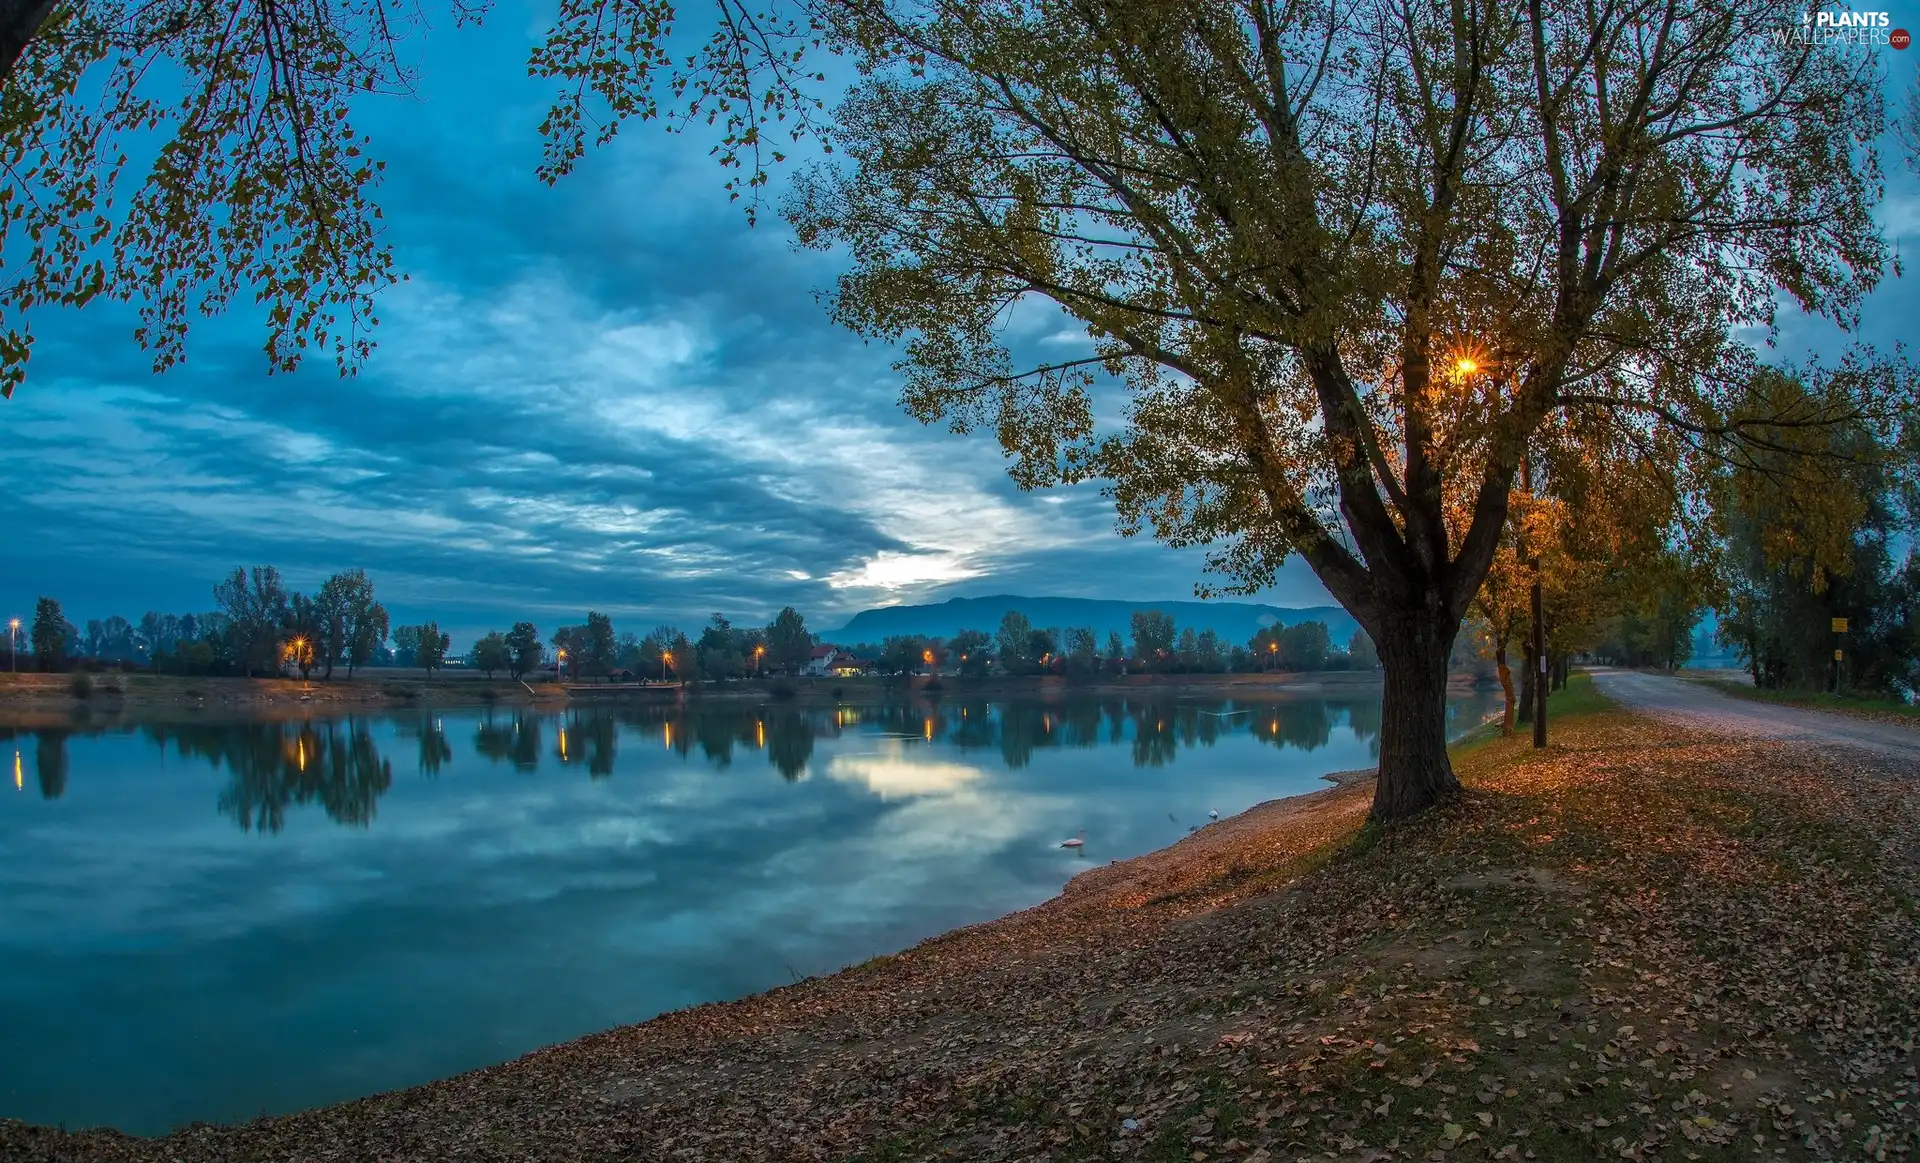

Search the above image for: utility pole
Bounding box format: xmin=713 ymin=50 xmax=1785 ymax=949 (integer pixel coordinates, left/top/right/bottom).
xmin=1523 ymin=451 xmax=1546 ymax=749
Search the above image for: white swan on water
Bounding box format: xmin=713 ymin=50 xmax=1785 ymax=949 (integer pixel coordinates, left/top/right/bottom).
xmin=1059 ymin=830 xmax=1086 ymax=849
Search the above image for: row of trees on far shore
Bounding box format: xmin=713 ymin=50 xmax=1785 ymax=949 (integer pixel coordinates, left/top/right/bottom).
xmin=5 ymin=576 xmax=1389 ymax=684
xmin=833 ymin=610 xmax=1377 ymax=678
xmin=7 ymin=568 xmax=409 ymax=679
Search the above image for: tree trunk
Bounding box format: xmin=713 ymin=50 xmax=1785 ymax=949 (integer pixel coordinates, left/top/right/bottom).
xmin=1369 ymin=610 xmax=1463 ymax=822
xmin=1494 ymin=641 xmax=1516 ymax=736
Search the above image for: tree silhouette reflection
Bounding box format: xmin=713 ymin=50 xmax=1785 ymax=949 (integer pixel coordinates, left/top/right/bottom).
xmin=34 ymin=730 xmax=69 ymax=800
xmin=7 ymin=690 xmax=1492 ymax=833
xmin=763 ymin=709 xmax=813 ymax=781
xmin=399 ymin=715 xmax=452 ymax=776
xmin=140 ymin=720 xmax=394 ymax=833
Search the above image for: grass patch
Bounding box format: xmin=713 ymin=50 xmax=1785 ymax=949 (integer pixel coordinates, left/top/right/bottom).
xmin=1545 ymin=669 xmax=1610 ymax=718
xmin=1692 ymin=676 xmax=1919 ymax=719
xmin=1450 ymin=671 xmax=1611 ymax=760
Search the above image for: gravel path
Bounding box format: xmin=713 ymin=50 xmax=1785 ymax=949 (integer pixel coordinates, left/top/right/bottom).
xmin=1589 ymin=666 xmax=1920 ymax=765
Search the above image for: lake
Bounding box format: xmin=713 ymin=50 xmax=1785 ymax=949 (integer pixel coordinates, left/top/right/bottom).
xmin=0 ymin=689 xmax=1498 ymax=1135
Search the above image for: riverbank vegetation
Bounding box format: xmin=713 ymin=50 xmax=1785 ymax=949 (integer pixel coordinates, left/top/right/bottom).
xmin=7 ymin=681 xmax=1913 ymax=1161
xmin=1683 ymin=675 xmax=1920 ymax=728
xmin=3 ymin=577 xmax=1381 ymax=690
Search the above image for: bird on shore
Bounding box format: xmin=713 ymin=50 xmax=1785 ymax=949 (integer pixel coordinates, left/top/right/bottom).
xmin=1209 ymin=808 xmax=1219 ymax=821
xmin=1168 ymin=812 xmax=1178 ymax=823
xmin=1059 ymin=830 xmax=1086 ymax=849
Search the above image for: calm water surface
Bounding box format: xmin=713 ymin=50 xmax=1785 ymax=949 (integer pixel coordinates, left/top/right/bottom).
xmin=0 ymin=690 xmax=1497 ymax=1134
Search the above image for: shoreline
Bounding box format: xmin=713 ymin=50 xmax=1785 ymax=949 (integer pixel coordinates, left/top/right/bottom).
xmin=5 ymin=682 xmax=1914 ymax=1160
xmin=0 ymin=669 xmax=1489 ymax=717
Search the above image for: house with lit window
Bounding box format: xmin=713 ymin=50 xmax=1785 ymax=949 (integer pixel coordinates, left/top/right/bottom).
xmin=804 ymin=645 xmax=841 ymax=676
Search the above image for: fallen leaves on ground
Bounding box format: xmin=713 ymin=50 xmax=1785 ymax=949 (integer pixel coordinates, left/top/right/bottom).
xmin=4 ymin=703 xmax=1917 ymax=1163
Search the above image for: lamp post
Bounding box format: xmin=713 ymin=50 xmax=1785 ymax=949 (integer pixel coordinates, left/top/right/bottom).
xmin=557 ymin=648 xmax=568 ymax=684
xmin=661 ymin=650 xmax=672 ymax=683
xmin=754 ymin=644 xmax=765 ymax=677
xmin=7 ymin=618 xmax=17 ymax=673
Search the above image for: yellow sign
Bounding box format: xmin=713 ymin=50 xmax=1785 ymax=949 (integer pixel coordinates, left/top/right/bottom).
xmin=1834 ymin=649 xmax=1844 ymax=661
xmin=1831 ymin=617 xmax=1849 ymax=633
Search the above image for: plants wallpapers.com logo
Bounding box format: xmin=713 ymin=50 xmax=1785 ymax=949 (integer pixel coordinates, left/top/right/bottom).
xmin=1772 ymin=8 xmax=1910 ymax=46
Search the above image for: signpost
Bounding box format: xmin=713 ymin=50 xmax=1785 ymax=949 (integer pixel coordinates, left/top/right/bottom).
xmin=1830 ymin=618 xmax=1848 ymax=692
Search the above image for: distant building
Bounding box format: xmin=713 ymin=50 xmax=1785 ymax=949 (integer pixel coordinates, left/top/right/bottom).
xmin=804 ymin=645 xmax=841 ymax=676
xmin=830 ymin=656 xmax=872 ymax=677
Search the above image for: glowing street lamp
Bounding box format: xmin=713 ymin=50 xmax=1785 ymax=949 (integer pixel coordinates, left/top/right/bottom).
xmin=1454 ymin=356 xmax=1479 ymax=375
xmin=7 ymin=617 xmax=18 ymax=673
xmin=661 ymin=650 xmax=673 ymax=682
xmin=754 ymin=643 xmax=765 ymax=676
xmin=922 ymin=648 xmax=934 ymax=674
xmin=557 ymin=648 xmax=568 ymax=683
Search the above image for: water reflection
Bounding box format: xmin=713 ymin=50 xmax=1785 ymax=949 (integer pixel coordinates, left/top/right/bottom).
xmin=139 ymin=721 xmax=395 ymax=832
xmin=0 ymin=689 xmax=1499 ymax=1136
xmin=10 ymin=694 xmax=1489 ymax=830
xmin=36 ymin=730 xmax=69 ymax=800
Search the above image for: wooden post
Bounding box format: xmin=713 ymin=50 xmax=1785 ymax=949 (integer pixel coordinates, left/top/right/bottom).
xmin=1523 ymin=451 xmax=1546 ymax=749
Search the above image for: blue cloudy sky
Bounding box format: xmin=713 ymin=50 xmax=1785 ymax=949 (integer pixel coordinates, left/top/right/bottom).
xmin=3 ymin=8 xmax=1917 ymax=647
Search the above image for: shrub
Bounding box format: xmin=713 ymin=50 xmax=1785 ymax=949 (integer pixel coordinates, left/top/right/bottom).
xmin=830 ymin=686 xmax=845 ymax=700
xmin=478 ymin=687 xmax=500 ymax=703
xmin=767 ymin=678 xmax=798 ymax=701
xmin=922 ymin=676 xmax=944 ymax=693
xmin=69 ymin=673 xmax=95 ymax=698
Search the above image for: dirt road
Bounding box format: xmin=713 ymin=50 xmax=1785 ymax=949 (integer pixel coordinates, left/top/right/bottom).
xmin=1589 ymin=667 xmax=1920 ymax=765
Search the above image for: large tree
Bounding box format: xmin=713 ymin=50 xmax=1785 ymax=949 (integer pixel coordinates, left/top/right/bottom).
xmin=1712 ymin=367 xmax=1917 ymax=693
xmin=28 ymin=595 xmax=63 ymax=669
xmin=410 ymin=621 xmax=451 ymax=678
xmin=583 ymin=610 xmax=618 ymax=679
xmin=213 ymin=565 xmax=288 ymax=678
xmin=1130 ymin=610 xmax=1175 ymax=672
xmin=316 ymin=569 xmax=389 ymax=679
xmin=993 ymin=609 xmax=1034 ymax=673
xmin=504 ymin=622 xmax=543 ymax=680
xmin=714 ymin=0 xmax=1898 ymax=819
xmin=764 ymin=606 xmax=812 ymax=675
xmin=471 ymin=631 xmax=511 ymax=679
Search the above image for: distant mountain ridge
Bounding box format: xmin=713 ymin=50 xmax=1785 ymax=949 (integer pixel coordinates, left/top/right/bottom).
xmin=823 ymin=595 xmax=1360 ymax=650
